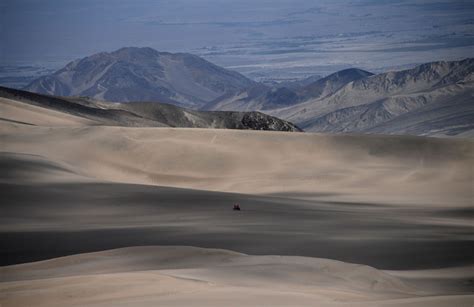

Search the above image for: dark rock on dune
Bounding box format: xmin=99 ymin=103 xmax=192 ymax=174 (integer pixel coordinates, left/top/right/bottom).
xmin=109 ymin=99 xmax=302 ymax=131
xmin=240 ymin=111 xmax=301 ymax=131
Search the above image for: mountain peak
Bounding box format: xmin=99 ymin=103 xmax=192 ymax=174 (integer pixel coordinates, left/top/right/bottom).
xmin=111 ymin=46 xmax=161 ymax=58
xmin=23 ymin=47 xmax=255 ymax=108
xmin=332 ymin=68 xmax=374 ymax=78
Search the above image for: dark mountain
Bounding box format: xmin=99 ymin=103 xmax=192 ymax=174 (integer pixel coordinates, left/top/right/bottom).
xmin=23 ymin=47 xmax=256 ymax=108
xmin=270 ymin=58 xmax=474 ymax=137
xmin=0 ymin=86 xmax=301 ymax=132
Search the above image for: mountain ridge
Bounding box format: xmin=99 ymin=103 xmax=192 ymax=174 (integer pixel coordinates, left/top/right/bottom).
xmin=203 ymin=68 xmax=373 ymax=112
xmin=268 ymin=58 xmax=474 ymax=137
xmin=17 ymin=47 xmax=474 ymax=137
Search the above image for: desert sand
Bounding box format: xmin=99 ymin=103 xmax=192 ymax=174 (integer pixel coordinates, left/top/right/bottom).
xmin=1 ymin=101 xmax=472 ymax=206
xmin=1 ymin=97 xmax=473 ymax=306
xmin=1 ymin=247 xmax=473 ymax=307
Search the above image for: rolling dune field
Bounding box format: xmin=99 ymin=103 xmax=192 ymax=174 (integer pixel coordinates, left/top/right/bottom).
xmin=1 ymin=97 xmax=473 ymax=306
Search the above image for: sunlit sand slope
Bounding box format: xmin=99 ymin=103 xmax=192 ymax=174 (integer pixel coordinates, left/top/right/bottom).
xmin=1 ymin=120 xmax=472 ymax=206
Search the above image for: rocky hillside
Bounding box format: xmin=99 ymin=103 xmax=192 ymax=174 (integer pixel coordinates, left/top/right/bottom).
xmin=298 ymin=68 xmax=373 ymax=99
xmin=269 ymin=58 xmax=474 ymax=137
xmin=204 ymin=68 xmax=372 ymax=111
xmin=23 ymin=47 xmax=255 ymax=108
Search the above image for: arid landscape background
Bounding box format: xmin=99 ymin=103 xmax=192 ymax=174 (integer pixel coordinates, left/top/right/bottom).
xmin=1 ymin=1 xmax=473 ymax=306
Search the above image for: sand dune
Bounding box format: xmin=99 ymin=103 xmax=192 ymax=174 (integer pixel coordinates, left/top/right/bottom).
xmin=0 ymin=97 xmax=97 ymax=126
xmin=1 ymin=120 xmax=472 ymax=206
xmin=1 ymin=153 xmax=472 ymax=270
xmin=1 ymin=96 xmax=473 ymax=306
xmin=1 ymin=247 xmax=473 ymax=307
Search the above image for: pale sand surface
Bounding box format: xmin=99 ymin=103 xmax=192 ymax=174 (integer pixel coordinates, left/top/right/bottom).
xmin=1 ymin=121 xmax=472 ymax=206
xmin=0 ymin=97 xmax=98 ymax=127
xmin=1 ymin=99 xmax=473 ymax=306
xmin=1 ymin=247 xmax=473 ymax=307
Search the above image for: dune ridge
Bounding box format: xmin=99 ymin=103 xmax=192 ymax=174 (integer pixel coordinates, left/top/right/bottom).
xmin=1 ymin=246 xmax=473 ymax=307
xmin=1 ymin=119 xmax=472 ymax=206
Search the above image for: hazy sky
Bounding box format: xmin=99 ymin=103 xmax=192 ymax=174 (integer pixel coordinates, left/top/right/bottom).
xmin=1 ymin=0 xmax=473 ymax=80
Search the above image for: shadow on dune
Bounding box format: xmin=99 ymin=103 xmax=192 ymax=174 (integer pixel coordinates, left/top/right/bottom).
xmin=1 ymin=153 xmax=472 ymax=270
